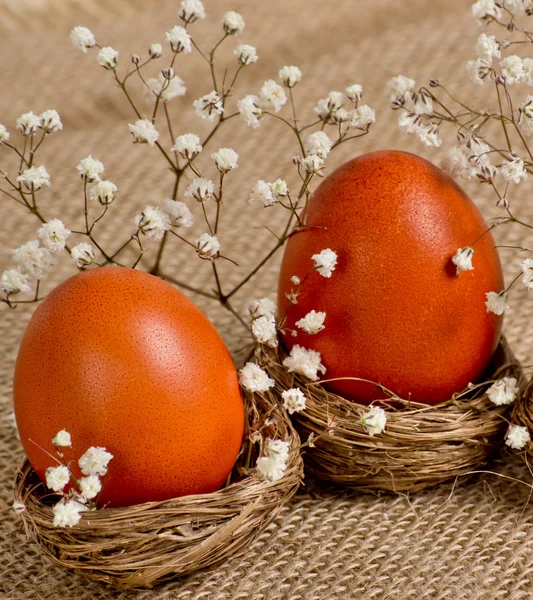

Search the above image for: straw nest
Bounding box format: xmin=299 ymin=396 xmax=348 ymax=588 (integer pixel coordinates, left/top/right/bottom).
xmin=13 ymin=387 xmax=303 ymax=589
xmin=511 ymin=374 xmax=533 ymax=461
xmin=261 ymin=337 xmax=522 ymax=493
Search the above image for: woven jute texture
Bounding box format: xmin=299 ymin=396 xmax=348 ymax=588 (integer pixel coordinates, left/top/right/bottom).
xmin=3 ymin=1 xmax=533 ymax=598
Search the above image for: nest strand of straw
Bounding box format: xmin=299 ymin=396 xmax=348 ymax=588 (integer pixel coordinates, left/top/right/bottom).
xmin=262 ymin=337 xmax=522 ymax=493
xmin=13 ymin=387 xmax=303 ymax=589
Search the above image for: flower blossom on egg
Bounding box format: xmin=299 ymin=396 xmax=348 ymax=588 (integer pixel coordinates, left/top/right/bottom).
xmin=145 ymin=73 xmax=187 ymax=104
xmin=78 ymin=446 xmax=113 ymax=476
xmin=282 ymin=345 xmax=326 ymax=381
xmin=52 ymin=498 xmax=87 ymax=528
xmin=45 ymin=465 xmax=71 ymax=492
xmin=282 ymin=388 xmax=306 ymax=415
xmin=361 ymin=406 xmax=387 ymax=436
xmin=251 ymin=315 xmax=278 ymax=347
xmin=163 ymin=199 xmax=194 ymax=227
xmin=77 ymin=156 xmax=104 ymax=182
xmin=312 ymin=248 xmax=338 ymax=278
xmin=17 ymin=165 xmax=51 ymax=190
xmin=234 ymin=44 xmax=258 ymax=66
xmin=212 ymin=148 xmax=239 ymax=172
xmin=79 ymin=475 xmax=102 ymax=500
xmin=38 ymin=219 xmax=71 ymax=252
xmin=97 ymin=47 xmax=118 ymax=69
xmin=451 ymin=247 xmax=474 ymax=274
xmin=295 ymin=310 xmax=326 ymax=335
xmin=165 ymin=25 xmax=192 ymax=53
xmin=71 ymin=243 xmax=96 ymax=268
xmin=485 ymin=291 xmax=510 ymax=315
xmin=171 ymin=133 xmax=202 ymax=159
xmin=279 ymin=65 xmax=302 ymax=88
xmin=258 ymin=80 xmax=287 ymax=113
xmin=195 ymin=233 xmax=220 ymax=259
xmin=179 ymin=0 xmax=206 ymax=23
xmin=89 ymin=180 xmax=117 ymax=205
xmin=128 ymin=119 xmax=160 ymax=146
xmin=40 ymin=109 xmax=63 ymax=133
xmin=184 ymin=177 xmax=214 ymax=202
xmin=222 ymin=11 xmax=245 ymax=35
xmin=1 ymin=269 xmax=31 ymax=295
xmin=194 ymin=91 xmax=224 ymax=121
xmin=506 ymin=424 xmax=530 ymax=449
xmin=12 ymin=240 xmax=53 ymax=279
xmin=134 ymin=206 xmax=171 ymax=241
xmin=239 ymin=362 xmax=275 ymax=392
xmin=487 ymin=376 xmax=518 ymax=405
xmin=16 ymin=112 xmax=41 ymax=136
xmin=52 ymin=430 xmax=72 ymax=447
xmin=69 ymin=26 xmax=96 ymax=53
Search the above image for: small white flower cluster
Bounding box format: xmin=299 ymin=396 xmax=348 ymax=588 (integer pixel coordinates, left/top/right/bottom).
xmin=248 ymin=297 xmax=278 ymax=348
xmin=283 ymin=345 xmax=326 ymax=381
xmin=249 ymin=178 xmax=288 ymax=207
xmin=487 ymin=376 xmax=518 ymax=406
xmin=193 ymin=90 xmax=224 ymax=121
xmin=360 ymin=405 xmax=387 ymax=436
xmin=281 ymin=388 xmax=307 ymax=415
xmin=222 ymin=11 xmax=245 ymax=35
xmin=145 ymin=73 xmax=187 ymax=105
xmin=239 ymin=362 xmax=275 ymax=392
xmin=312 ymin=248 xmax=338 ymax=278
xmin=42 ymin=430 xmax=113 ymax=528
xmin=256 ymin=438 xmax=290 ymax=482
xmin=165 ymin=25 xmax=192 ymax=54
xmin=466 ymin=33 xmax=500 ymax=86
xmin=451 ymin=246 xmax=474 ymax=275
xmin=314 ymin=85 xmax=371 ymax=127
xmin=295 ymin=310 xmax=326 ymax=335
xmin=128 ymin=119 xmax=160 ymax=147
xmin=506 ymin=424 xmax=531 ymax=450
xmin=485 ymin=290 xmax=510 ymax=315
xmin=13 ymin=109 xmax=62 ymax=138
xmin=179 ymin=0 xmax=206 ymax=24
xmin=443 ymin=137 xmax=503 ymax=183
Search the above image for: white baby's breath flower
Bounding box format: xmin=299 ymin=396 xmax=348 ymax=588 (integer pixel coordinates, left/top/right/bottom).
xmin=290 ymin=275 xmax=301 ymax=286
xmin=305 ymin=131 xmax=332 ymax=159
xmin=194 ymin=91 xmax=223 ymax=121
xmin=282 ymin=388 xmax=306 ymax=415
xmin=256 ymin=456 xmax=285 ymax=482
xmin=247 ymin=297 xmax=276 ymax=319
xmin=349 ymin=105 xmax=376 ymax=129
xmin=40 ymin=110 xmax=63 ymax=133
xmin=69 ymin=26 xmax=96 ymax=53
xmin=326 ymin=91 xmax=347 ymax=111
xmin=38 ymin=219 xmax=71 ymax=252
xmin=237 ymin=95 xmax=263 ymax=128
xmin=0 ymin=124 xmax=9 ymax=143
xmin=506 ymin=424 xmax=530 ymax=449
xmin=97 ymin=46 xmax=118 ymax=70
xmin=17 ymin=165 xmax=50 ymax=190
xmin=300 ymin=154 xmax=325 ymax=176
xmin=78 ymin=446 xmax=113 ymax=476
xmin=12 ymin=240 xmax=53 ymax=279
xmin=314 ymin=98 xmax=331 ymax=121
xmin=398 ymin=113 xmax=441 ymax=147
xmin=163 ymin=199 xmax=194 ymax=227
xmin=16 ymin=112 xmax=41 ymax=136
xmin=212 ymin=147 xmax=239 ymax=172
xmin=89 ymin=180 xmax=117 ymax=205
xmin=451 ymin=247 xmax=474 ymax=274
xmin=295 ymin=310 xmax=326 ymax=335
xmin=166 ymin=25 xmax=192 ymax=53
xmin=346 ymin=83 xmax=363 ymax=102
xmin=1 ymin=269 xmax=31 ymax=295
xmin=223 ymin=11 xmax=245 ymax=34
xmin=485 ymin=291 xmax=509 ymax=315
xmin=265 ymin=439 xmax=290 ymax=463
xmin=466 ymin=58 xmax=492 ymax=85
xmin=487 ymin=376 xmax=519 ymax=405
xmin=79 ymin=475 xmax=102 ymax=500
xmin=361 ymin=406 xmax=387 ymax=436
xmin=71 ymin=242 xmax=96 ymax=268
xmin=523 ymin=58 xmax=533 ymax=86
xmin=45 ymin=465 xmax=70 ymax=492
xmin=501 ymin=157 xmax=528 ymax=184
xmin=521 ymin=257 xmax=533 ymax=289
xmin=195 ymin=233 xmax=220 ymax=259
xmin=77 ymin=155 xmax=104 ymax=182
xmin=282 ymin=345 xmax=326 ymax=381
xmin=279 ymin=65 xmax=302 ymax=88
xmin=171 ymin=133 xmax=202 ymax=159
xmin=134 ymin=206 xmax=171 ymax=241
xmin=179 ymin=0 xmax=206 ymax=23
xmin=465 ymin=137 xmax=497 ymax=180
xmin=251 ymin=315 xmax=278 ymax=347
xmin=52 ymin=498 xmax=87 ymax=528
xmin=145 ymin=73 xmax=187 ymax=104
xmin=503 ymin=0 xmax=527 ymax=15
xmin=271 ymin=179 xmax=288 ymax=198
xmin=184 ymin=177 xmax=214 ymax=202
xmin=239 ymin=362 xmax=275 ymax=392
xmin=443 ymin=146 xmax=470 ymax=178
xmin=258 ymin=80 xmax=287 ymax=113
xmin=128 ymin=119 xmax=160 ymax=146
xmin=386 ymin=74 xmax=415 ymax=103
xmin=472 ymin=0 xmax=502 ymax=24
xmin=234 ymin=44 xmax=258 ymax=66
xmin=52 ymin=430 xmax=72 ymax=447
xmin=249 ymin=180 xmax=274 ymax=207
xmin=500 ymin=55 xmax=524 ymax=84
xmin=312 ymin=248 xmax=338 ymax=278
xmin=149 ymin=43 xmax=163 ymax=59
xmin=476 ymin=33 xmax=500 ymax=61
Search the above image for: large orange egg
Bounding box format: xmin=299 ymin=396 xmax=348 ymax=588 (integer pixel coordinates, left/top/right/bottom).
xmin=14 ymin=267 xmax=244 ymax=506
xmin=278 ymin=150 xmax=503 ymax=404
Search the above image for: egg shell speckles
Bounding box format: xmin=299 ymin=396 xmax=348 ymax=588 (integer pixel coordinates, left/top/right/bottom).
xmin=14 ymin=267 xmax=244 ymax=507
xmin=278 ymin=150 xmax=503 ymax=405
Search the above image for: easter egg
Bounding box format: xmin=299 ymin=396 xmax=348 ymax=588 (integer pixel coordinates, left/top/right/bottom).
xmin=14 ymin=267 xmax=244 ymax=507
xmin=278 ymin=150 xmax=503 ymax=405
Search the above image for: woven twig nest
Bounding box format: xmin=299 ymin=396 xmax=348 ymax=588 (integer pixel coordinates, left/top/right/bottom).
xmin=511 ymin=374 xmax=533 ymax=458
xmin=260 ymin=336 xmax=521 ymax=493
xmin=13 ymin=388 xmax=303 ymax=589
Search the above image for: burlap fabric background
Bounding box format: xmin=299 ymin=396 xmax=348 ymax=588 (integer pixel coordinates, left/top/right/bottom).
xmin=2 ymin=1 xmax=533 ymax=598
